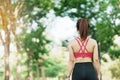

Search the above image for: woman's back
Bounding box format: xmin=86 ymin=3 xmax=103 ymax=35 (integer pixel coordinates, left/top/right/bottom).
xmin=70 ymin=36 xmax=97 ymax=63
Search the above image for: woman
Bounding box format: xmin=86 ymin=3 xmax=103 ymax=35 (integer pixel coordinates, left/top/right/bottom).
xmin=66 ymin=18 xmax=101 ymax=80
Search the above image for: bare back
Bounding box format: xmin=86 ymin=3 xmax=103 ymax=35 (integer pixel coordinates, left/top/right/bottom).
xmin=70 ymin=37 xmax=96 ymax=63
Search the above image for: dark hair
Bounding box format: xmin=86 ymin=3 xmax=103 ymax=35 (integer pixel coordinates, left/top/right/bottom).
xmin=76 ymin=18 xmax=89 ymax=40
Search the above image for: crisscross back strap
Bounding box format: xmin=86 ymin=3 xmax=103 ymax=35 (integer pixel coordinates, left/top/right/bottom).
xmin=75 ymin=37 xmax=89 ymax=53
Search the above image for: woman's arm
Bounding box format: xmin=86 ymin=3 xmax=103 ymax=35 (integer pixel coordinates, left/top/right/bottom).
xmin=66 ymin=42 xmax=75 ymax=78
xmin=93 ymin=40 xmax=101 ymax=80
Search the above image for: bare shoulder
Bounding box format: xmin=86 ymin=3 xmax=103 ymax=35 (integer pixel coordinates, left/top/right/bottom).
xmin=89 ymin=38 xmax=97 ymax=45
xmin=68 ymin=38 xmax=76 ymax=46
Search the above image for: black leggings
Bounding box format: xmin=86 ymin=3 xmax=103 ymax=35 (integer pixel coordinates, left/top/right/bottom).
xmin=72 ymin=62 xmax=98 ymax=80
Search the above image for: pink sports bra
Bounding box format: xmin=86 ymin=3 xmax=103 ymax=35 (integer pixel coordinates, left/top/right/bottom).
xmin=73 ymin=37 xmax=93 ymax=58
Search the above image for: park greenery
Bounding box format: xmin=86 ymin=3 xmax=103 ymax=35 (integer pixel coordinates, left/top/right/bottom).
xmin=0 ymin=0 xmax=120 ymax=80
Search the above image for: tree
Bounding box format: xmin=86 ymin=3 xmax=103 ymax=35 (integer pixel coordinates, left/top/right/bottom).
xmin=54 ymin=0 xmax=120 ymax=53
xmin=20 ymin=0 xmax=54 ymax=79
xmin=21 ymin=24 xmax=51 ymax=80
xmin=0 ymin=0 xmax=24 ymax=80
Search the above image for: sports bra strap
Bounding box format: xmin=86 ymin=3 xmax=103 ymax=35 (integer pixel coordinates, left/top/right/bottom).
xmin=84 ymin=37 xmax=89 ymax=47
xmin=75 ymin=38 xmax=82 ymax=47
xmin=75 ymin=37 xmax=89 ymax=53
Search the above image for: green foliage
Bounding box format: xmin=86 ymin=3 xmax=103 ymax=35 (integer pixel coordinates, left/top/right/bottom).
xmin=0 ymin=69 xmax=4 ymax=80
xmin=54 ymin=0 xmax=96 ymax=18
xmin=109 ymin=59 xmax=120 ymax=80
xmin=54 ymin=0 xmax=120 ymax=53
xmin=22 ymin=23 xmax=51 ymax=61
xmin=20 ymin=23 xmax=51 ymax=78
xmin=95 ymin=19 xmax=115 ymax=52
xmin=45 ymin=63 xmax=63 ymax=77
xmin=22 ymin=0 xmax=54 ymax=21
xmin=108 ymin=48 xmax=120 ymax=59
xmin=21 ymin=0 xmax=54 ymax=63
xmin=45 ymin=57 xmax=67 ymax=77
xmin=20 ymin=0 xmax=56 ymax=78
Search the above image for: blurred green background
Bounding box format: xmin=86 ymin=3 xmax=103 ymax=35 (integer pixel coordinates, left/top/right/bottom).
xmin=0 ymin=0 xmax=120 ymax=80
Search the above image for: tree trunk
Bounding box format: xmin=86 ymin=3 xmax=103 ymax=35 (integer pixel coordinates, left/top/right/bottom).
xmin=0 ymin=2 xmax=10 ymax=80
xmin=27 ymin=52 xmax=31 ymax=80
xmin=11 ymin=20 xmax=21 ymax=80
xmin=41 ymin=66 xmax=46 ymax=80
xmin=14 ymin=32 xmax=22 ymax=80
xmin=4 ymin=32 xmax=10 ymax=80
xmin=0 ymin=0 xmax=23 ymax=80
xmin=16 ymin=43 xmax=21 ymax=80
xmin=36 ymin=63 xmax=40 ymax=80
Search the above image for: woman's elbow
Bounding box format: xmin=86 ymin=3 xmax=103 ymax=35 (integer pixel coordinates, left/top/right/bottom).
xmin=93 ymin=59 xmax=99 ymax=63
xmin=69 ymin=59 xmax=74 ymax=63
